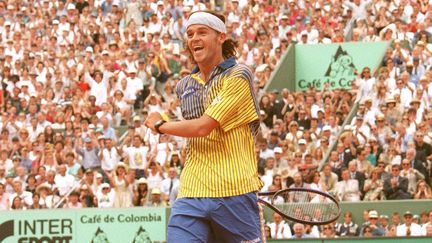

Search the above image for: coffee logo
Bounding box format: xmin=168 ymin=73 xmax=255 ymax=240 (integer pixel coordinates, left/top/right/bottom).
xmin=132 ymin=226 xmax=151 ymax=243
xmin=91 ymin=227 xmax=110 ymax=243
xmin=297 ymin=45 xmax=357 ymax=90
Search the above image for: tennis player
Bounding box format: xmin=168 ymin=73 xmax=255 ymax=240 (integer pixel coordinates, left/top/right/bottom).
xmin=145 ymin=11 xmax=264 ymax=242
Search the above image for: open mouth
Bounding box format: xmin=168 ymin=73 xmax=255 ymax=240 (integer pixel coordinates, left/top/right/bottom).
xmin=193 ymin=46 xmax=204 ymax=53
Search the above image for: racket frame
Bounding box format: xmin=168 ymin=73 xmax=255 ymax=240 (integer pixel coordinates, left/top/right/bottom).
xmin=258 ymin=188 xmax=341 ymax=225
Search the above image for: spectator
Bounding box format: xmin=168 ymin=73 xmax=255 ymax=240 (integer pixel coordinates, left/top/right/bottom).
xmin=0 ymin=182 xmax=10 ymax=210
xmin=355 ymin=147 xmax=373 ymax=178
xmin=379 ymin=215 xmax=390 ymax=235
xmin=97 ymin=183 xmax=115 ymax=208
xmin=392 ymin=212 xmax=402 ymax=228
xmin=29 ymin=193 xmax=45 ymax=209
xmin=54 ymin=164 xmax=74 ymax=197
xmin=400 ymin=158 xmax=425 ymax=196
xmin=338 ymin=134 xmax=356 ymax=168
xmin=264 ymin=225 xmax=272 ymax=240
xmin=320 ymin=164 xmax=338 ymax=192
xmin=160 ymin=167 xmax=179 ymax=206
xmin=99 ymin=137 xmax=121 ymax=174
xmin=122 ymin=135 xmax=150 ymax=179
xmin=10 ymin=196 xmax=26 ymax=210
xmin=422 ymin=211 xmax=432 ymax=236
xmin=145 ymin=161 xmax=164 ymax=191
xmin=376 ymin=161 xmax=391 ymax=182
xmin=9 ymin=180 xmax=32 ymax=207
xmin=362 ymin=210 xmax=385 ymax=236
xmin=133 ymin=178 xmax=149 ymax=206
xmin=267 ymin=212 xmax=292 ymax=239
xmin=309 ymin=171 xmax=326 ymax=193
xmin=394 ymin=122 xmax=412 ymax=155
xmin=259 ymin=139 xmax=275 ymax=160
xmin=153 ymin=134 xmax=173 ymax=167
xmin=82 ymin=170 xmax=97 ymax=194
xmin=272 ymin=174 xmax=285 ymax=191
xmin=268 ymin=131 xmax=280 ymax=150
xmin=25 ymin=174 xmax=37 ymax=194
xmin=426 ymin=225 xmax=432 ymax=237
xmin=35 ymin=182 xmax=60 ymax=209
xmin=348 ymin=160 xmax=366 ymax=196
xmin=291 ymin=223 xmax=310 ymax=239
xmin=279 ymin=158 xmax=297 ymax=187
xmin=262 ymin=157 xmax=277 ymax=189
xmin=63 ymin=191 xmax=83 ymax=209
xmin=413 ymin=214 xmax=421 ymax=225
xmin=320 ymin=224 xmax=337 ymax=238
xmin=75 ymin=136 xmax=101 ymax=171
xmin=335 ymin=211 xmax=360 ymax=237
xmin=334 ymin=168 xmax=361 ymax=202
xmin=303 ymin=215 xmax=321 ymax=238
xmin=396 ymin=211 xmax=423 ymax=236
xmin=362 ymin=225 xmax=373 ymax=237
xmin=65 ymin=152 xmax=81 ymax=179
xmin=363 ymin=168 xmax=385 ymax=201
xmin=406 ymin=146 xmax=430 ymax=183
xmin=414 ymin=180 xmax=432 ymax=199
xmin=386 ymin=225 xmax=397 ymax=237
xmin=328 ymin=149 xmax=344 ymax=178
xmin=146 ymin=188 xmax=165 ymax=207
xmin=383 ymin=164 xmax=411 ymax=199
xmin=167 ymin=150 xmax=183 ymax=173
xmin=79 ymin=184 xmax=96 ymax=208
xmin=420 ymin=211 xmax=429 ymax=227
xmin=108 ymin=162 xmax=133 ymax=208
xmin=290 ymin=172 xmax=310 ymax=189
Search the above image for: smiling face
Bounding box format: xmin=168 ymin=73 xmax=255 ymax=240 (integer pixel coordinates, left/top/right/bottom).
xmin=186 ymin=24 xmax=225 ymax=65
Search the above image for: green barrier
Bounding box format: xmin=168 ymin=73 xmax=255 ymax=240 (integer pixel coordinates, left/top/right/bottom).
xmin=295 ymin=42 xmax=390 ymax=91
xmin=0 ymin=207 xmax=166 ymax=243
xmin=264 ymin=44 xmax=296 ymax=93
xmin=268 ymin=236 xmax=432 ymax=242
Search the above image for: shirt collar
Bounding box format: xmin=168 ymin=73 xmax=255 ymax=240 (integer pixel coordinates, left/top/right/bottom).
xmin=191 ymin=57 xmax=237 ymax=74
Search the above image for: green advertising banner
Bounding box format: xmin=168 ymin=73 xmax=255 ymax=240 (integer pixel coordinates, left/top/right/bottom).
xmin=76 ymin=208 xmax=166 ymax=243
xmin=0 ymin=207 xmax=166 ymax=243
xmin=295 ymin=41 xmax=390 ymax=91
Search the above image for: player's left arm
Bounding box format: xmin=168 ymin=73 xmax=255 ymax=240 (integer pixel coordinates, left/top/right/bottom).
xmin=145 ymin=112 xmax=219 ymax=138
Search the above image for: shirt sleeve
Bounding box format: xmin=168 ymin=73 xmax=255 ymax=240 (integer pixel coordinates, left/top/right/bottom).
xmin=204 ymin=76 xmax=258 ymax=132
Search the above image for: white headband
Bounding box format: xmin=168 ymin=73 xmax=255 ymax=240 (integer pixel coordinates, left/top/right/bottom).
xmin=186 ymin=12 xmax=227 ymax=33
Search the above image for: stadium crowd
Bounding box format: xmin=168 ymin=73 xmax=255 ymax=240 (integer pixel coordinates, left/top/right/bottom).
xmin=0 ymin=0 xmax=432 ymax=240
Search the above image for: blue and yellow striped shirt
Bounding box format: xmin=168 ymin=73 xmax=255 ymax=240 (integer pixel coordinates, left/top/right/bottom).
xmin=175 ymin=57 xmax=263 ymax=198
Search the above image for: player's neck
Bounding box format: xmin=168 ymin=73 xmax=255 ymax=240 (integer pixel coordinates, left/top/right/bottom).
xmin=197 ymin=55 xmax=224 ymax=82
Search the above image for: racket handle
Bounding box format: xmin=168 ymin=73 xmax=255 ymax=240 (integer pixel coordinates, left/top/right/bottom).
xmin=258 ymin=203 xmax=267 ymax=243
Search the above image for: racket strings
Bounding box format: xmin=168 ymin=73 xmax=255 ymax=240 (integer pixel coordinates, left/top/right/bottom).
xmin=274 ymin=190 xmax=338 ymax=223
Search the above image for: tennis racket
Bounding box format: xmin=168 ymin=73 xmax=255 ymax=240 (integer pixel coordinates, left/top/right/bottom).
xmin=258 ymin=188 xmax=340 ymax=225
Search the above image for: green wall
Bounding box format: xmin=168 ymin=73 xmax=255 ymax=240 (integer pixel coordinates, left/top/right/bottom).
xmin=264 ymin=44 xmax=296 ymax=93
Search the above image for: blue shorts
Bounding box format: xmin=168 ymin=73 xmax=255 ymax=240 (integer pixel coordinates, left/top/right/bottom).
xmin=167 ymin=192 xmax=262 ymax=243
